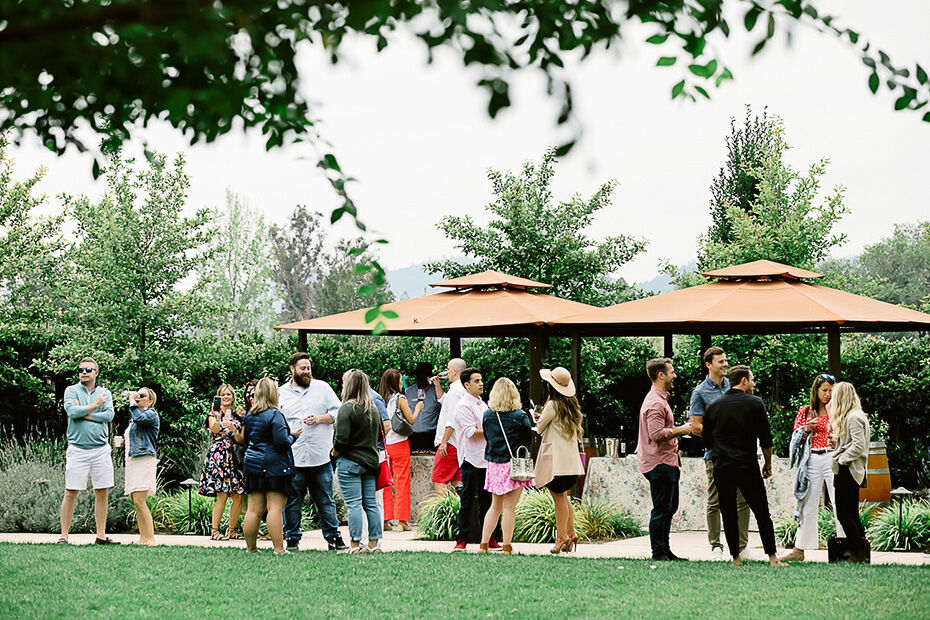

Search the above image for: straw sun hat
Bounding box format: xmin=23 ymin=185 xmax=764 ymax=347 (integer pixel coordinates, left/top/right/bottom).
xmin=539 ymin=367 xmax=576 ymax=397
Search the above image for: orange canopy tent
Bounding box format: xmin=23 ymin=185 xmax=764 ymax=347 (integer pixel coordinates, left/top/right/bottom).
xmin=553 ymin=260 xmax=930 ymax=376
xmin=275 ymin=271 xmax=596 ymax=402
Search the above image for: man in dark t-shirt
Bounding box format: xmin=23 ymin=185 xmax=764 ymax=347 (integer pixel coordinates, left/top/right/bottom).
xmin=703 ymin=365 xmax=787 ymax=568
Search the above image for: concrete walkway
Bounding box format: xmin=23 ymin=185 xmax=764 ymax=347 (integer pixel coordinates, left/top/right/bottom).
xmin=2 ymin=530 xmax=927 ymax=566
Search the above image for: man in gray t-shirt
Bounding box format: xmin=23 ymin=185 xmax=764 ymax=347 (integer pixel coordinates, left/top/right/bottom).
xmin=405 ymin=362 xmax=444 ymax=452
xmin=689 ymin=346 xmax=750 ymax=559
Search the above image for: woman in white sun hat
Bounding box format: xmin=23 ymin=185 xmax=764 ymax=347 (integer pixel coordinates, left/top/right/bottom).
xmin=534 ymin=366 xmax=585 ymax=554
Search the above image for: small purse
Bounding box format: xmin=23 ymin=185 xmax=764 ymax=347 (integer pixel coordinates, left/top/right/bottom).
xmin=496 ymin=411 xmax=535 ymax=481
xmin=376 ymin=422 xmax=394 ymax=491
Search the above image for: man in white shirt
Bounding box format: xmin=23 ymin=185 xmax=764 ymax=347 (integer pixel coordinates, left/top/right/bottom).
xmin=450 ymin=368 xmax=500 ymax=551
xmin=433 ymin=357 xmax=467 ymax=495
xmin=279 ymin=352 xmax=348 ymax=551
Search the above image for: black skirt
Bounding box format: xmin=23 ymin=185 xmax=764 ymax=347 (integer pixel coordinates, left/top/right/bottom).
xmin=245 ymin=474 xmax=293 ymax=494
xmin=545 ymin=475 xmax=578 ymax=494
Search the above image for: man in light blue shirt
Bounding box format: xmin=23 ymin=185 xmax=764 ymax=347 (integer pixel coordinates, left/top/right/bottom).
xmin=689 ymin=346 xmax=749 ymax=559
xmin=59 ymin=357 xmax=118 ymax=544
xmin=280 ymin=352 xmax=347 ymax=551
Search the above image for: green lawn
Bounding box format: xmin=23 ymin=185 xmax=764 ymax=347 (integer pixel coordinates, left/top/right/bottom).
xmin=1 ymin=543 xmax=929 ymax=619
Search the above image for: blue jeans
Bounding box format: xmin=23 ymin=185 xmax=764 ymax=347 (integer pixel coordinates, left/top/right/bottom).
xmin=283 ymin=463 xmax=340 ymax=542
xmin=643 ymin=463 xmax=680 ymax=557
xmin=336 ymin=457 xmax=382 ymax=543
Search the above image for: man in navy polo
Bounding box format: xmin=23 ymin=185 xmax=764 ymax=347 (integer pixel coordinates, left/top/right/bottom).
xmin=689 ymin=346 xmax=749 ymax=561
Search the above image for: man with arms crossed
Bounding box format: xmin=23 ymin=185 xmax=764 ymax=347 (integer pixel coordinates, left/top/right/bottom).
xmin=433 ymin=358 xmax=467 ymax=495
xmin=280 ymin=353 xmax=348 ymax=551
xmin=60 ymin=357 xmax=118 ymax=544
xmin=689 ymin=346 xmax=750 ymax=561
xmin=637 ymin=358 xmax=692 ymax=561
xmin=703 ymin=365 xmax=787 ymax=567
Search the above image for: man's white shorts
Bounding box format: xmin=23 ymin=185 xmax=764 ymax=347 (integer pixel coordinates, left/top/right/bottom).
xmin=65 ymin=444 xmax=114 ymax=490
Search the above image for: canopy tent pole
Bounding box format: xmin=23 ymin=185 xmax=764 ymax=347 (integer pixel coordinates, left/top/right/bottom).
xmin=449 ymin=336 xmax=462 ymax=360
xmin=828 ymin=325 xmax=841 ymax=378
xmin=298 ymin=329 xmax=308 ymax=353
xmin=664 ymin=334 xmax=674 ymax=359
xmin=529 ymin=332 xmax=546 ymax=406
xmin=700 ymin=333 xmax=712 ymax=357
xmin=570 ymin=331 xmax=582 ymax=398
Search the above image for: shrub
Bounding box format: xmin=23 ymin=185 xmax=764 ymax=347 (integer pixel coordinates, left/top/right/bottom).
xmin=775 ymin=506 xmax=877 ymax=549
xmin=575 ymin=499 xmax=617 ymax=541
xmin=512 ymin=489 xmax=570 ymax=543
xmin=416 ymin=492 xmax=460 ymax=541
xmin=0 ymin=458 xmax=133 ymax=534
xmin=606 ymin=512 xmax=644 ymax=539
xmin=867 ymin=500 xmax=930 ymax=552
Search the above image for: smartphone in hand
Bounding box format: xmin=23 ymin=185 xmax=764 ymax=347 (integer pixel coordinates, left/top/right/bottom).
xmin=213 ymin=396 xmax=222 ymax=411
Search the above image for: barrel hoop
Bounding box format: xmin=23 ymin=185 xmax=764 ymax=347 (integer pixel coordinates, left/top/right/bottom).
xmin=867 ymin=468 xmax=890 ymax=475
xmin=869 ymin=449 xmax=887 ymax=455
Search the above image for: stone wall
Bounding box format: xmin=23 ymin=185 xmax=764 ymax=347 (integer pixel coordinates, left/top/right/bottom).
xmin=581 ymin=456 xmax=796 ymax=531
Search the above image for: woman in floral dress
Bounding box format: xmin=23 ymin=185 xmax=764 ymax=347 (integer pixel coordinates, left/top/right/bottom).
xmin=198 ymin=384 xmax=246 ymax=540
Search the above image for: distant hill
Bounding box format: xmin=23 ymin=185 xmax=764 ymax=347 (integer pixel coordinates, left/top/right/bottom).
xmin=386 ymin=257 xmax=471 ymax=300
xmin=638 ymin=260 xmax=698 ymax=294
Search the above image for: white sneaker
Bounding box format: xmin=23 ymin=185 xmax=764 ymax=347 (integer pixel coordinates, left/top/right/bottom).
xmin=711 ymin=547 xmax=724 ymax=561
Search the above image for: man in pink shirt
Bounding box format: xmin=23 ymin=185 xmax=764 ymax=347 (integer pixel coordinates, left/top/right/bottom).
xmin=637 ymin=357 xmax=692 ymax=561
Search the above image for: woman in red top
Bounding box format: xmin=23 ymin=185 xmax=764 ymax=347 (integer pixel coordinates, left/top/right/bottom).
xmin=781 ymin=373 xmax=845 ymax=561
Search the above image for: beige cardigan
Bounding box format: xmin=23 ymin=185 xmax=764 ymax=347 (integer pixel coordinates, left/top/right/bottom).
xmin=831 ymin=409 xmax=870 ymax=485
xmin=534 ymin=401 xmax=584 ymax=488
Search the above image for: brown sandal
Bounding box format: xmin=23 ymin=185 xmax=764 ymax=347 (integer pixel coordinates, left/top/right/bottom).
xmin=210 ymin=530 xmax=228 ymax=541
xmin=227 ymin=530 xmax=243 ymax=540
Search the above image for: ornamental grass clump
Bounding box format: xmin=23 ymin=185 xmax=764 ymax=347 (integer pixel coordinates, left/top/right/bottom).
xmin=512 ymin=489 xmax=559 ymax=543
xmin=775 ymin=506 xmax=876 ymax=549
xmin=416 ymin=492 xmax=460 ymax=541
xmin=867 ymin=499 xmax=930 ymax=552
xmin=574 ymin=499 xmax=643 ymax=541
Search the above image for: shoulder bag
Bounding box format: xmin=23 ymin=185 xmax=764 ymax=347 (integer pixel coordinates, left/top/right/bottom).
xmin=389 ymin=394 xmax=414 ymax=438
xmin=376 ymin=419 xmax=394 ymax=491
xmin=496 ymin=411 xmax=534 ymax=481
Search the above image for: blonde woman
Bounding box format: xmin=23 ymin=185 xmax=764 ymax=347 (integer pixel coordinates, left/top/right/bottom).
xmin=198 ymin=384 xmax=246 ymax=540
xmin=333 ymin=370 xmax=382 ymax=553
xmin=124 ymin=388 xmax=160 ymax=545
xmin=830 ymin=382 xmax=871 ymax=561
xmin=534 ymin=367 xmax=584 ymax=554
xmin=242 ymin=378 xmax=302 ymax=554
xmin=479 ymin=378 xmax=534 ymax=554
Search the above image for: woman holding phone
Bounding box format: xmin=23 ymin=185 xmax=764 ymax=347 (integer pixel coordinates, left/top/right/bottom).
xmin=198 ymin=384 xmax=246 ymax=540
xmin=123 ymin=388 xmax=160 ymax=545
xmin=781 ymin=373 xmax=843 ymax=562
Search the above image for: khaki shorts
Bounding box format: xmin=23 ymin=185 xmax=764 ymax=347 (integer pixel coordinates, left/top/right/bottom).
xmin=65 ymin=444 xmax=114 ymax=490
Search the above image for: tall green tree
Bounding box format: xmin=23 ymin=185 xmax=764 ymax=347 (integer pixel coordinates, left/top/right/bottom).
xmin=62 ymin=151 xmax=213 ymax=351
xmin=272 ymin=206 xmax=393 ymax=322
xmin=704 ymin=107 xmax=776 ymax=251
xmin=199 ymin=190 xmax=278 ymax=335
xmin=425 ymin=149 xmax=646 ymax=306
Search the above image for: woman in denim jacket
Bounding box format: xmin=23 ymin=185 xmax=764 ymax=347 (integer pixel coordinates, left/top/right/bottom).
xmin=124 ymin=388 xmax=160 ymax=545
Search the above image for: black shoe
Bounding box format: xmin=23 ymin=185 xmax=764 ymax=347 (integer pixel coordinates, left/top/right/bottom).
xmin=666 ymin=550 xmax=688 ymax=561
xmin=327 ymin=536 xmax=348 ymax=551
xmin=94 ymin=537 xmax=120 ymax=545
xmin=286 ymin=539 xmax=300 ymax=551
xmin=651 ymin=552 xmax=671 ymax=561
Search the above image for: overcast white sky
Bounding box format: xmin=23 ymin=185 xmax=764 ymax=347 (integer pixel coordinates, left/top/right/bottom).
xmin=9 ymin=1 xmax=930 ymax=284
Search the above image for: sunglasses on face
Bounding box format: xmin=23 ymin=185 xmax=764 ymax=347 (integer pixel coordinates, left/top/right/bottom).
xmin=137 ymin=392 xmax=148 ymax=400
xmin=820 ymin=374 xmax=836 ymax=382
xmin=78 ymin=367 xmax=96 ymax=374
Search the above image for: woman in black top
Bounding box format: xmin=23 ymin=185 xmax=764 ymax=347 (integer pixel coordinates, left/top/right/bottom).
xmin=479 ymin=377 xmax=534 ymax=554
xmin=333 ymin=369 xmax=382 ymax=553
xmin=241 ymin=378 xmax=302 ymax=554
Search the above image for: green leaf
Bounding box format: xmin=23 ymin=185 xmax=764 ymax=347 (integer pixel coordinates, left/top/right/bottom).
xmin=320 ymin=154 xmax=341 ymax=172
xmin=917 ymin=64 xmax=928 ymax=85
xmin=767 ymin=13 xmax=775 ymax=39
xmin=92 ymin=159 xmax=101 ymax=179
xmin=694 ymin=85 xmax=710 ymax=99
xmin=358 ymin=285 xmax=376 ymax=296
xmin=656 ymin=56 xmax=677 ymax=67
xmin=894 ymin=94 xmax=912 ymax=111
xmin=382 ymin=310 xmax=399 ymax=319
xmin=671 ymin=79 xmax=686 ymax=98
xmin=646 ymin=34 xmax=669 ymax=45
xmin=688 ymin=59 xmax=717 ymax=78
xmin=715 ymin=67 xmax=734 ymax=87
xmin=923 ymin=112 xmax=930 ymax=122
xmin=862 ymin=56 xmax=876 ymax=68
xmin=752 ymin=38 xmax=767 ymax=55
xmin=868 ymin=72 xmax=880 ymax=94
xmin=354 ymin=264 xmax=371 ymax=274
xmin=744 ymin=6 xmax=761 ymax=31
xmin=371 ymin=321 xmax=387 ymax=335
xmin=348 ymin=247 xmax=365 ymax=257
xmin=364 ymin=307 xmax=380 ymax=323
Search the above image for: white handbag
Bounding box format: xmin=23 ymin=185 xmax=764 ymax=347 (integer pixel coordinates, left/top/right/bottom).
xmin=496 ymin=411 xmax=535 ymax=481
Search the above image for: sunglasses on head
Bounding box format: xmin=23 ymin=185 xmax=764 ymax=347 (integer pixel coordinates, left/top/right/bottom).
xmin=820 ymin=374 xmax=836 ymax=382
xmin=78 ymin=367 xmax=96 ymax=374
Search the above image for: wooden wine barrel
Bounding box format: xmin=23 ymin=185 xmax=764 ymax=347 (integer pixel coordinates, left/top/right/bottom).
xmin=859 ymin=441 xmax=892 ymax=507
